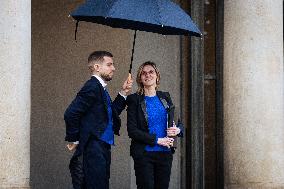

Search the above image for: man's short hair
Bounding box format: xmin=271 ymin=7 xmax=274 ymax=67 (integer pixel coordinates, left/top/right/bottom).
xmin=88 ymin=51 xmax=113 ymax=64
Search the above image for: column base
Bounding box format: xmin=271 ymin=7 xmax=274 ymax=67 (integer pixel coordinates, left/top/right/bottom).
xmin=0 ymin=183 xmax=30 ymax=189
xmin=0 ymin=187 xmax=30 ymax=189
xmin=225 ymin=183 xmax=284 ymax=189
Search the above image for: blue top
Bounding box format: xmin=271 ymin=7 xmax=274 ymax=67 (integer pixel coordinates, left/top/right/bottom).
xmin=100 ymin=89 xmax=114 ymax=145
xmin=145 ymin=95 xmax=170 ymax=152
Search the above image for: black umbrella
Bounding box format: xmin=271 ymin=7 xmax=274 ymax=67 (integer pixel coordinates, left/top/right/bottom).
xmin=70 ymin=0 xmax=202 ymax=76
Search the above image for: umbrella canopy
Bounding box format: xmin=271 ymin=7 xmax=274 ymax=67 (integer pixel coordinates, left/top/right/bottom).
xmin=70 ymin=0 xmax=202 ymax=74
xmin=71 ymin=0 xmax=201 ymax=37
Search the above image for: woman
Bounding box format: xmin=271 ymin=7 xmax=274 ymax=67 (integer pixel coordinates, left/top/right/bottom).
xmin=126 ymin=61 xmax=183 ymax=189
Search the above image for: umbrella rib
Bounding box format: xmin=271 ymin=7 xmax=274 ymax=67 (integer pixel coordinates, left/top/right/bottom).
xmin=154 ymin=0 xmax=163 ymax=26
xmin=105 ymin=0 xmax=120 ymax=18
xmin=104 ymin=0 xmax=110 ymax=9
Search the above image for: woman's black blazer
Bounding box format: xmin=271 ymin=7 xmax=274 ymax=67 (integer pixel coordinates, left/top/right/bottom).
xmin=126 ymin=91 xmax=175 ymax=158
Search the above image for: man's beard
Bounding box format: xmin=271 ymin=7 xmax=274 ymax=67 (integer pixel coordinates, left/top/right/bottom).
xmin=100 ymin=73 xmax=112 ymax=81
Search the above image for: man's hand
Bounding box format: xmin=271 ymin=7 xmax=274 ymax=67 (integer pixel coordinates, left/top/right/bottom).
xmin=157 ymin=137 xmax=174 ymax=148
xmin=167 ymin=121 xmax=181 ymax=137
xmin=120 ymin=74 xmax=133 ymax=96
xmin=67 ymin=143 xmax=78 ymax=151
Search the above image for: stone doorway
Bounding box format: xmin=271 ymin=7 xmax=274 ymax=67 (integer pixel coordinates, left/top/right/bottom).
xmin=185 ymin=0 xmax=224 ymax=188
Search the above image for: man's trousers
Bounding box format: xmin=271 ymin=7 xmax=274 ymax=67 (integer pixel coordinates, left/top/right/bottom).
xmin=69 ymin=137 xmax=111 ymax=189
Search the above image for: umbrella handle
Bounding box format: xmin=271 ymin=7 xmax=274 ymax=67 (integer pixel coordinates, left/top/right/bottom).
xmin=129 ymin=30 xmax=137 ymax=74
xmin=128 ymin=73 xmax=132 ymax=83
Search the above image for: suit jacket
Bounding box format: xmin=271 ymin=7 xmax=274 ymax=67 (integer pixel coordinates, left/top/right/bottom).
xmin=64 ymin=76 xmax=126 ymax=153
xmin=126 ymin=91 xmax=180 ymax=158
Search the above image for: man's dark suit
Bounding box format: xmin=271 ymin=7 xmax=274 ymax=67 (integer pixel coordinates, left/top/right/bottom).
xmin=64 ymin=76 xmax=126 ymax=189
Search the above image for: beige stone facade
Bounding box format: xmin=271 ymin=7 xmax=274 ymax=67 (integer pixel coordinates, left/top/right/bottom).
xmin=0 ymin=0 xmax=31 ymax=188
xmin=0 ymin=0 xmax=283 ymax=189
xmin=223 ymin=0 xmax=284 ymax=188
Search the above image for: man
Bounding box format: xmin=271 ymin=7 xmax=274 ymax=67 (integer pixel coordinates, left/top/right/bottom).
xmin=64 ymin=51 xmax=133 ymax=189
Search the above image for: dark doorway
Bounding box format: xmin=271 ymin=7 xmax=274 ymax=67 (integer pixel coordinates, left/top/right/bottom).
xmin=204 ymin=0 xmax=224 ymax=188
xmin=185 ymin=0 xmax=224 ymax=188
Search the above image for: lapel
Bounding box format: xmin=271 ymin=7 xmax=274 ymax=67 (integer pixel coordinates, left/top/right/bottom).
xmin=157 ymin=91 xmax=175 ymax=128
xmin=157 ymin=91 xmax=172 ymax=111
xmin=138 ymin=93 xmax=148 ymax=124
xmin=92 ymin=76 xmax=108 ymax=112
xmin=158 ymin=92 xmax=169 ymax=110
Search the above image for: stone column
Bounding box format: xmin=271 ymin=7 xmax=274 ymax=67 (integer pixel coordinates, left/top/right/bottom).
xmin=223 ymin=1 xmax=284 ymax=188
xmin=0 ymin=0 xmax=31 ymax=188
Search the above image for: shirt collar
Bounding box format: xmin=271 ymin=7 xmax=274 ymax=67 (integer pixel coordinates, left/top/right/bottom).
xmin=93 ymin=74 xmax=107 ymax=88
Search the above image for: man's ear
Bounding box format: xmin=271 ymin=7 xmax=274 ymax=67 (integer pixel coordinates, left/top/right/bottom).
xmin=93 ymin=64 xmax=100 ymax=72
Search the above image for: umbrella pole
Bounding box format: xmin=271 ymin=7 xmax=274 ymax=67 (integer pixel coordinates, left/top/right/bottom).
xmin=128 ymin=30 xmax=137 ymax=81
xmin=75 ymin=20 xmax=79 ymax=42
